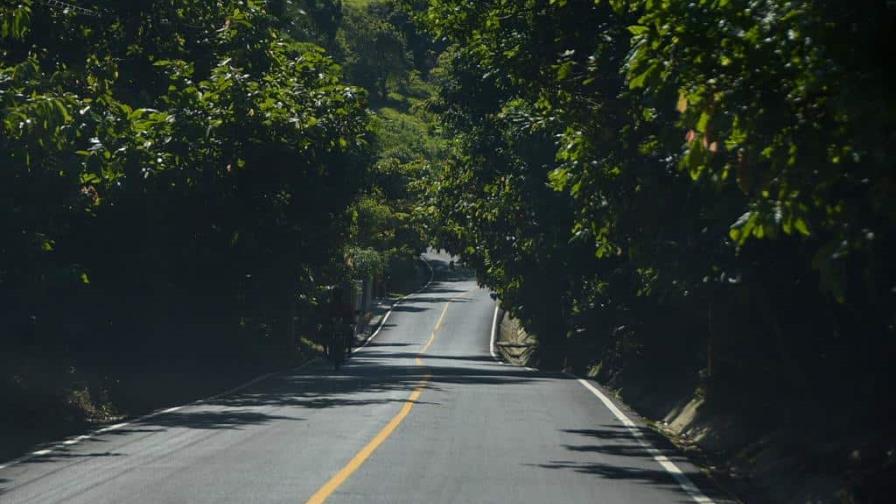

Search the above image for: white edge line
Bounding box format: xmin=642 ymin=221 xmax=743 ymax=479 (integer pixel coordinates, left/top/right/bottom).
xmin=0 ymin=359 xmax=319 ymax=470
xmin=484 ymin=285 xmax=713 ymax=503
xmin=354 ymin=254 xmax=435 ymax=352
xmin=484 ymin=296 xmax=713 ymax=503
xmin=573 ymin=376 xmax=715 ymax=504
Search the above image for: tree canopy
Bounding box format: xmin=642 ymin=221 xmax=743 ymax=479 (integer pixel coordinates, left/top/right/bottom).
xmin=411 ymin=0 xmax=895 ymax=419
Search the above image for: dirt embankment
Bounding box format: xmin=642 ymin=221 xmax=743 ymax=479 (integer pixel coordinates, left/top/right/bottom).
xmin=495 ymin=311 xmax=537 ymax=367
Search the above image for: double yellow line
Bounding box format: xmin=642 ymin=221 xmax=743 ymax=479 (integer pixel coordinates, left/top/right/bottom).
xmin=305 ymin=300 xmax=453 ymax=504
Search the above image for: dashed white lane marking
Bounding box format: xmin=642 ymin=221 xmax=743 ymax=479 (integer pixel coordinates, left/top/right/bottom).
xmin=574 ymin=377 xmax=715 ymax=504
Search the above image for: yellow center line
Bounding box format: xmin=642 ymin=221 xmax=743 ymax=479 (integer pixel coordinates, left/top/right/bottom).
xmin=305 ymin=297 xmax=458 ymax=504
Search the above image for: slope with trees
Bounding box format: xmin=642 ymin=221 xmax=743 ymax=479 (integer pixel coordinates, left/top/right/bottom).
xmin=409 ymin=0 xmax=895 ymax=500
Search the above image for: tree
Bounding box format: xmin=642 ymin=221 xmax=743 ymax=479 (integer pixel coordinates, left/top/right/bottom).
xmin=1 ymin=0 xmax=369 ymax=366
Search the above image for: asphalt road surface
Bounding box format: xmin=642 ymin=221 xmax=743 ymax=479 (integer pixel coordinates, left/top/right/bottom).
xmin=0 ymin=253 xmax=728 ymax=503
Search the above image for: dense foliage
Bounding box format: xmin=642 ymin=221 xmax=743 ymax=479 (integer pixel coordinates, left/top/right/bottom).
xmin=0 ymin=0 xmax=447 ymax=430
xmin=334 ymin=0 xmax=447 ymax=285
xmin=0 ymin=0 xmax=371 ymax=408
xmin=412 ymin=0 xmax=895 ymax=450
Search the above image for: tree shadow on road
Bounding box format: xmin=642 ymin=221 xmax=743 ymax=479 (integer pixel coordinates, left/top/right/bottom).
xmin=535 ymin=459 xmax=685 ymax=484
xmin=7 ymin=408 xmax=305 ymax=469
xmin=560 ymin=426 xmax=699 ymax=467
xmin=0 ymin=268 xmax=495 ymax=474
xmin=417 ymin=287 xmax=467 ymax=294
xmin=390 ymin=305 xmax=429 ymax=313
xmin=133 ymin=410 xmax=303 ymax=430
xmin=191 ymin=352 xmax=547 ymax=416
xmin=386 ymin=289 xmax=471 ymax=313
xmin=365 ymin=351 xmax=541 ymax=366
xmin=536 ymin=425 xmax=730 ymax=503
xmin=364 ymin=342 xmax=413 ymax=348
xmin=0 ymin=263 xmax=496 ymax=481
xmin=18 ymin=450 xmax=126 ymax=465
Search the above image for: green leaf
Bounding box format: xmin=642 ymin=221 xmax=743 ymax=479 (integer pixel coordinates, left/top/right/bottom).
xmin=548 ymin=168 xmax=570 ymax=191
xmin=556 ymin=61 xmax=573 ymax=81
xmin=696 ymin=111 xmax=711 ymax=133
xmin=794 ymin=218 xmax=810 ymax=236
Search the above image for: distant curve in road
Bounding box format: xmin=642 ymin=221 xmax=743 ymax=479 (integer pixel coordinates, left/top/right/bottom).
xmin=0 ymin=252 xmax=727 ymax=503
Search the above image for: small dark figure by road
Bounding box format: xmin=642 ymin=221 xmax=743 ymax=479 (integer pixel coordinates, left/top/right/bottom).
xmin=326 ymin=285 xmax=356 ymax=370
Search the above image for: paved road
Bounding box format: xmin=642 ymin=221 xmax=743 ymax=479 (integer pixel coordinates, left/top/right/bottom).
xmin=0 ymin=253 xmax=726 ymax=503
